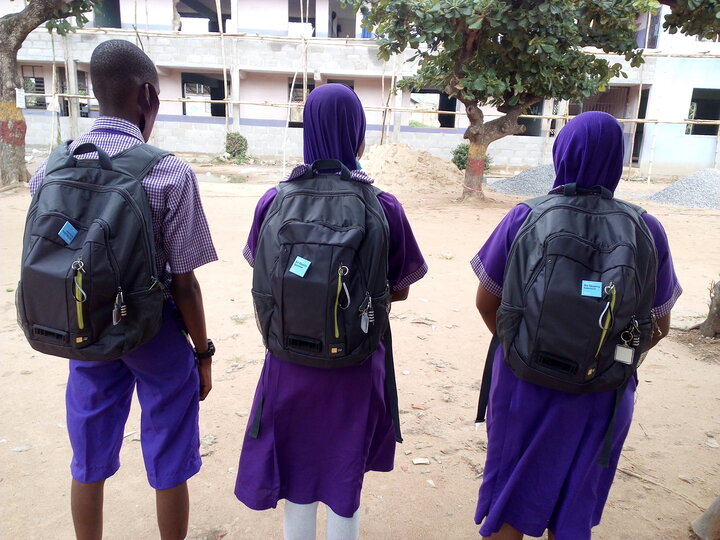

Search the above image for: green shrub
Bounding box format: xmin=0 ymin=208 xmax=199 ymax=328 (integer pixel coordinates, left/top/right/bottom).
xmin=451 ymin=143 xmax=492 ymax=172
xmin=225 ymin=132 xmax=248 ymax=161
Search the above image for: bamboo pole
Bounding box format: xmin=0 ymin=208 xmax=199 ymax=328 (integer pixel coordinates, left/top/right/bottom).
xmin=214 ymin=0 xmax=230 ymax=132
xmin=625 ymin=11 xmax=651 ymax=179
xmin=25 ymin=90 xmax=720 ymax=129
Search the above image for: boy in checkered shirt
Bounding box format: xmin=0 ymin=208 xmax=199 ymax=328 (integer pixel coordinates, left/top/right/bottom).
xmin=28 ymin=40 xmax=217 ymax=539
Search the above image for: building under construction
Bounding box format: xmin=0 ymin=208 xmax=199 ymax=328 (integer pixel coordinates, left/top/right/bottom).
xmin=4 ymin=0 xmax=720 ymax=177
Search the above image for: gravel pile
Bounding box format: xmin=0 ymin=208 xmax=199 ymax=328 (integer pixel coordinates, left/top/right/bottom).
xmin=489 ymin=164 xmax=555 ymax=196
xmin=647 ymin=168 xmax=720 ymax=209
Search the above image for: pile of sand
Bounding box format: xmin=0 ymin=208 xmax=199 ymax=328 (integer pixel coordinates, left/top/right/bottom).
xmin=360 ymin=143 xmax=463 ymax=194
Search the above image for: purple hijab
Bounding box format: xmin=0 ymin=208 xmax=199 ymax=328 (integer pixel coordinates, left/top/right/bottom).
xmin=303 ymin=83 xmax=366 ymax=171
xmin=552 ymin=111 xmax=624 ymax=191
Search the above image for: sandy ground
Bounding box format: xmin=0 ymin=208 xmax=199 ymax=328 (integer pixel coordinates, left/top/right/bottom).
xmin=0 ymin=160 xmax=718 ymax=540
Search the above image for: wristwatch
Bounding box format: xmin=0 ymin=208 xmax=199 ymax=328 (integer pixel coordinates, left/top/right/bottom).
xmin=194 ymin=339 xmax=215 ymax=360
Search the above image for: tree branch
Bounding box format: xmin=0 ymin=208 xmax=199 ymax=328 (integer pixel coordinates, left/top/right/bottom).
xmin=482 ymin=97 xmax=541 ymax=144
xmin=461 ymin=98 xmax=484 ymax=140
xmin=0 ymin=0 xmax=71 ymax=53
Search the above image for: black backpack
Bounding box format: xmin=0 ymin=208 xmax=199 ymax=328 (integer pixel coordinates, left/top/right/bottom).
xmin=496 ymin=183 xmax=658 ymax=393
xmin=476 ymin=184 xmax=658 ymax=465
xmin=16 ymin=141 xmax=168 ymax=361
xmin=251 ymin=159 xmax=391 ymax=369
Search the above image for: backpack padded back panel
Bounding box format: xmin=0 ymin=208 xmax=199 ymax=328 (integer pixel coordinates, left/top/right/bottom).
xmin=252 ymin=172 xmax=390 ymax=368
xmin=17 ymin=142 xmax=168 ymax=361
xmin=496 ymin=191 xmax=658 ymax=393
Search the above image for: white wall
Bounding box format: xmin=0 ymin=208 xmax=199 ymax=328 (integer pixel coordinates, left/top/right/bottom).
xmin=640 ymin=56 xmax=720 ymax=174
xmin=236 ymin=0 xmax=288 ymax=35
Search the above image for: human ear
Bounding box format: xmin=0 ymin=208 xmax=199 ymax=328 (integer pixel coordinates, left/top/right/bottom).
xmin=138 ymin=83 xmax=159 ymax=142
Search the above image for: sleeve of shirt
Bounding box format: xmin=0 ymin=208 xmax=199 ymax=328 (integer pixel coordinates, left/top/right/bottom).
xmin=244 ymin=187 xmax=278 ymax=267
xmin=163 ymin=162 xmax=218 ymax=274
xmin=641 ymin=212 xmax=683 ymax=317
xmin=28 ymin=158 xmax=49 ymax=196
xmin=377 ymin=191 xmax=428 ymax=291
xmin=470 ymin=204 xmax=532 ymax=298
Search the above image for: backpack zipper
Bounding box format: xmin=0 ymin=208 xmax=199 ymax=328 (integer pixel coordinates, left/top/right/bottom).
xmin=334 ymin=264 xmax=348 ymax=339
xmin=595 ymin=281 xmax=616 ymax=357
xmin=43 ymin=180 xmax=159 ymax=286
xmin=71 ymin=258 xmax=87 ymax=331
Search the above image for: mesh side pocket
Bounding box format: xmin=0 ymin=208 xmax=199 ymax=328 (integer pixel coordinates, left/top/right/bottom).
xmin=496 ymin=304 xmax=523 ymax=356
xmin=251 ymin=290 xmax=275 ymax=348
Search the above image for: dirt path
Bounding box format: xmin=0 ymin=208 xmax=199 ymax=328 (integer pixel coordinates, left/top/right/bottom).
xmin=0 ymin=163 xmax=717 ymax=539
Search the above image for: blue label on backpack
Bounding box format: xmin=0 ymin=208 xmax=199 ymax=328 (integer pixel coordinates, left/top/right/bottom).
xmin=289 ymin=256 xmax=311 ymax=277
xmin=581 ymin=280 xmax=603 ymax=298
xmin=58 ymin=221 xmax=78 ymax=245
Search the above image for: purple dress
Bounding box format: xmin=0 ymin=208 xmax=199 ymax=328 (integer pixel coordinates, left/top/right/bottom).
xmin=471 ymin=112 xmax=682 ymax=539
xmin=235 ymin=167 xmax=427 ymax=518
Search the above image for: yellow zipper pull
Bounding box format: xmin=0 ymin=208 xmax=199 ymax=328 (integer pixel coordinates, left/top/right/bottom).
xmin=72 ymin=259 xmax=87 ymax=330
xmin=595 ymin=281 xmax=616 ymax=357
xmin=334 ymin=265 xmax=348 ymax=339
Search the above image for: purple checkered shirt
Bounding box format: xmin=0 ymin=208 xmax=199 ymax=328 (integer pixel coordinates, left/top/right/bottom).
xmin=29 ymin=117 xmax=218 ymax=288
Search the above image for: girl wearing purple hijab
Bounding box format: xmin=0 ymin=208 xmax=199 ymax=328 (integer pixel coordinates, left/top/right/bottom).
xmin=235 ymin=84 xmax=427 ymax=539
xmin=471 ymin=111 xmax=682 ymax=540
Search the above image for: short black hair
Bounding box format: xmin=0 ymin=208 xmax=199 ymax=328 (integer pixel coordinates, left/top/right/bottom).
xmin=90 ymin=39 xmax=158 ymax=106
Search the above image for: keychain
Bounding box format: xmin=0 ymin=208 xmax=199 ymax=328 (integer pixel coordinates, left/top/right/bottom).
xmin=614 ymin=326 xmax=635 ymax=365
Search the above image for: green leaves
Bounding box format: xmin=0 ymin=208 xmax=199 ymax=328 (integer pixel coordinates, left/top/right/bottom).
xmin=45 ymin=1 xmax=98 ymax=36
xmin=352 ymin=0 xmax=650 ymax=112
xmin=662 ymin=0 xmax=720 ymax=41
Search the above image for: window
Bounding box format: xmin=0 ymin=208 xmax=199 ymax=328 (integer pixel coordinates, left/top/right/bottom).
xmin=687 ymin=88 xmax=720 ymax=136
xmin=181 ymin=73 xmax=227 ymax=117
xmin=636 ymin=12 xmax=661 ymax=49
xmin=184 ymin=83 xmax=212 ymax=117
xmin=327 ymin=79 xmax=354 ymax=90
xmin=94 ymin=0 xmax=121 ymax=28
xmin=22 ymin=66 xmax=46 ymax=109
xmin=409 ymin=90 xmax=457 ymax=128
xmin=289 ymin=79 xmax=315 ymax=127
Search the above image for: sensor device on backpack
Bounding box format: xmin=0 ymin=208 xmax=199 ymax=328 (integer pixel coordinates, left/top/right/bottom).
xmin=17 ymin=142 xmax=169 ymax=361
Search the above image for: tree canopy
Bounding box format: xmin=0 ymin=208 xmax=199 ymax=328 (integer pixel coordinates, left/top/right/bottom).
xmin=357 ymin=0 xmax=652 ymax=113
xmin=353 ymin=0 xmax=655 ymax=194
xmin=661 ymin=0 xmax=720 ymax=41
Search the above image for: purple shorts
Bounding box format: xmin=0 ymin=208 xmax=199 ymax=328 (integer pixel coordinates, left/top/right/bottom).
xmin=66 ymin=301 xmax=201 ymax=490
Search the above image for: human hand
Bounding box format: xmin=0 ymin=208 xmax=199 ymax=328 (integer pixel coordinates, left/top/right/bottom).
xmin=198 ymin=357 xmax=212 ymax=400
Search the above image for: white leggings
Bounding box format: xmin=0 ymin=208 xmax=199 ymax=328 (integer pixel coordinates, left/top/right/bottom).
xmin=283 ymin=501 xmax=360 ymax=540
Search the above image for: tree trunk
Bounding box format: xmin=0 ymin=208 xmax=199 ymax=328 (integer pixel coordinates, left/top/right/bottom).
xmin=459 ymin=98 xmax=541 ymax=199
xmin=462 ymin=136 xmax=488 ymax=198
xmin=699 ymin=280 xmax=720 ymax=338
xmin=0 ymin=47 xmax=29 ymax=185
xmin=691 ymin=496 xmax=720 ymax=540
xmin=0 ymin=0 xmax=78 ymax=186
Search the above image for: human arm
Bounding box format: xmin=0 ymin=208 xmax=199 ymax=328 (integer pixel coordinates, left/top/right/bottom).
xmin=171 ymin=271 xmax=212 ymax=400
xmin=641 ymin=213 xmax=682 ymax=351
xmin=377 ymin=191 xmax=428 ymax=303
xmin=649 ymin=313 xmax=670 ymax=349
xmin=470 ymin=204 xmax=531 ymax=334
xmin=391 ymin=287 xmax=409 ymax=302
xmin=476 ymin=284 xmax=502 ymax=334
xmin=163 ymin=162 xmax=218 ymax=400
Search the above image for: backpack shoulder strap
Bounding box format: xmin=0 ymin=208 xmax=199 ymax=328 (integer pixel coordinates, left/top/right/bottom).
xmin=110 ymin=143 xmax=171 ymax=180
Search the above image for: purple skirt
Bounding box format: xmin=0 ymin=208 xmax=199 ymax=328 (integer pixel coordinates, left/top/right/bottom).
xmin=476 ymin=347 xmax=635 ymax=540
xmin=234 ymin=341 xmax=395 ymax=518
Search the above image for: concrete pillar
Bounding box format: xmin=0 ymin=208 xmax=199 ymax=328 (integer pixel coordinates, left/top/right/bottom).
xmin=228 ymin=0 xmax=238 ymax=33
xmin=316 ymin=0 xmax=330 ymax=37
xmin=231 ymin=67 xmax=242 ymax=131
